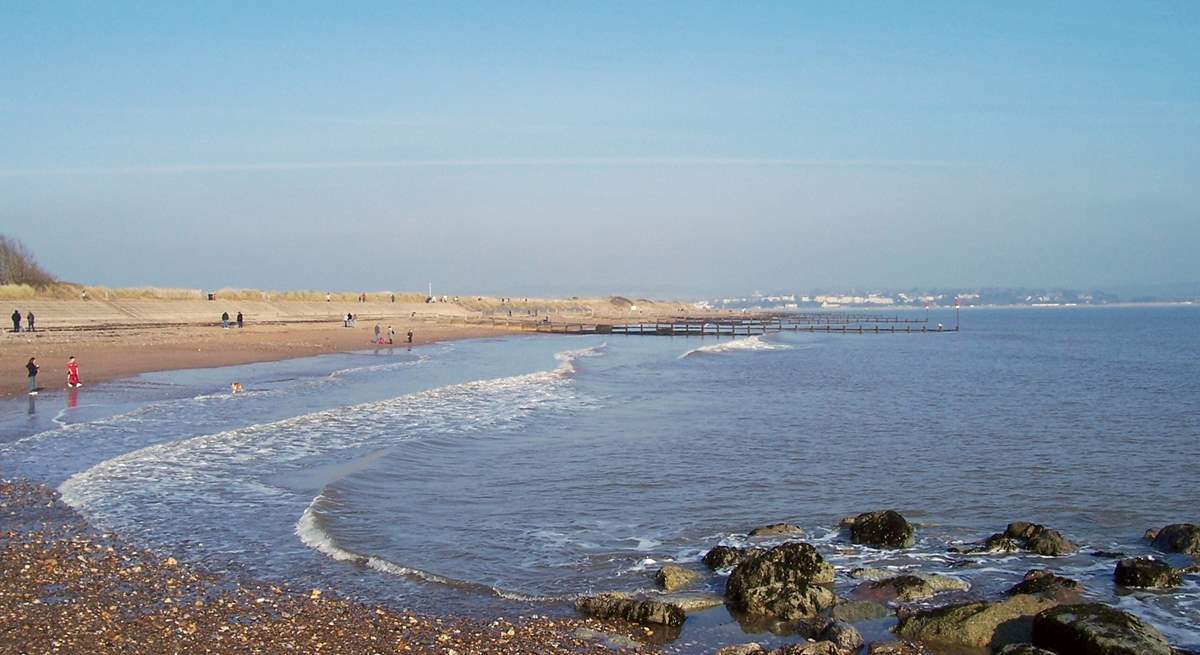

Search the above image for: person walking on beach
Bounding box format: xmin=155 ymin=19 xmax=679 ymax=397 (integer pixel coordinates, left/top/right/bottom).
xmin=26 ymin=311 xmax=35 ymax=332
xmin=66 ymin=356 xmax=81 ymax=388
xmin=387 ymin=325 xmax=395 ymax=344
xmin=374 ymin=324 xmax=381 ymax=343
xmin=11 ymin=309 xmax=20 ymax=333
xmin=221 ymin=311 xmax=230 ymax=329
xmin=26 ymin=357 xmax=38 ymax=395
xmin=236 ymin=311 xmax=244 ymax=328
xmin=406 ymin=329 xmax=413 ymax=344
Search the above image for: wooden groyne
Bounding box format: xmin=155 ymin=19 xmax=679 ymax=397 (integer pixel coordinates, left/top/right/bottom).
xmin=426 ymin=312 xmax=959 ymax=336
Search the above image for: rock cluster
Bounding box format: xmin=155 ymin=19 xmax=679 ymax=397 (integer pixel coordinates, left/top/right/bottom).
xmin=955 ymin=522 xmax=1077 ymax=556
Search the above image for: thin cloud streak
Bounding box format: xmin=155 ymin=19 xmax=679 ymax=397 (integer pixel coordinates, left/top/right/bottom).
xmin=0 ymin=157 xmax=988 ymax=177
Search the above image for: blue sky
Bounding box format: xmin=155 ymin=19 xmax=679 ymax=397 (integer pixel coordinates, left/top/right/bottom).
xmin=2 ymin=2 xmax=1197 ymax=296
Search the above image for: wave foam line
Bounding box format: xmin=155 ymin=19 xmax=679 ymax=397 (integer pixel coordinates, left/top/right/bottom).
xmin=679 ymin=335 xmax=794 ymax=359
xmin=296 ymin=493 xmax=568 ymax=603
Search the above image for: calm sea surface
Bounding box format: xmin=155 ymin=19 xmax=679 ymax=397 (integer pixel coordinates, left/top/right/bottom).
xmin=2 ymin=307 xmax=1198 ymax=652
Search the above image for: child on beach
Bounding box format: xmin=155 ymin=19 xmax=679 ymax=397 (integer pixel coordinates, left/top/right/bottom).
xmin=66 ymin=356 xmax=82 ymax=388
xmin=26 ymin=357 xmax=38 ymax=395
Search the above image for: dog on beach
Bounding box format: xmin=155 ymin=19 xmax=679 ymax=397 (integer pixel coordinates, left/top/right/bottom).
xmin=231 ymin=382 xmax=244 ymax=394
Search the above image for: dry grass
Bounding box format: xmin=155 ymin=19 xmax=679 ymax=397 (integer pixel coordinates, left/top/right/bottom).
xmin=0 ymin=284 xmax=427 ymax=303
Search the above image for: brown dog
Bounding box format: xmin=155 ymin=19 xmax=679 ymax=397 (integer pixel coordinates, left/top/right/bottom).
xmin=231 ymin=382 xmax=245 ymax=394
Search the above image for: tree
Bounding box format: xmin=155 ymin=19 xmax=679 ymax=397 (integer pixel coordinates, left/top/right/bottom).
xmin=0 ymin=235 xmax=55 ymax=286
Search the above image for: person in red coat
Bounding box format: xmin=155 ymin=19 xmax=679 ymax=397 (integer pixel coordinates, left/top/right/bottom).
xmin=66 ymin=356 xmax=82 ymax=388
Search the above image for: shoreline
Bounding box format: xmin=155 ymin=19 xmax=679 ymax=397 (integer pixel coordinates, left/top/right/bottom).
xmin=0 ymin=479 xmax=652 ymax=654
xmin=0 ymin=317 xmax=507 ymax=399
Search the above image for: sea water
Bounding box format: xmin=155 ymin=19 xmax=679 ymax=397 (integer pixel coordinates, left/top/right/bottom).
xmin=1 ymin=307 xmax=1197 ymax=652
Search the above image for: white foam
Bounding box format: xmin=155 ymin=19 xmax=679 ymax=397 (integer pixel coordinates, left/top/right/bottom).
xmin=679 ymin=335 xmax=793 ymax=359
xmin=55 ymin=344 xmax=606 ymax=601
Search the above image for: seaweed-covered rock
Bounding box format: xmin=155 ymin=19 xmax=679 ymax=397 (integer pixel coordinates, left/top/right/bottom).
xmin=895 ymin=594 xmax=1058 ymax=649
xmin=574 ymin=593 xmax=686 ymax=626
xmin=1032 ymin=603 xmax=1172 ymax=655
xmin=656 ymin=564 xmax=702 ymax=592
xmin=1113 ymin=557 xmax=1182 ymax=589
xmin=1007 ymin=570 xmax=1081 ymax=599
xmin=705 ymin=545 xmax=764 ymax=570
xmin=1149 ymin=524 xmax=1200 ymax=557
xmin=849 ymin=510 xmax=915 ymax=549
xmin=750 ymin=523 xmax=805 ymax=538
xmin=725 ymin=542 xmax=837 ymax=619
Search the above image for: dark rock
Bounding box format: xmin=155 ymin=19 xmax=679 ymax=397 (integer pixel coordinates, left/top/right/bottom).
xmin=1113 ymin=557 xmax=1182 ymax=589
xmin=1007 ymin=570 xmax=1081 ymax=599
xmin=705 ymin=545 xmax=763 ymax=570
xmin=1150 ymin=524 xmax=1200 ymax=557
xmin=894 ymin=594 xmax=1058 ymax=649
xmin=656 ymin=564 xmax=702 ymax=592
xmin=984 ymin=533 xmax=1024 ymax=553
xmin=575 ymin=593 xmax=686 ymax=627
xmin=1032 ymin=602 xmax=1172 ymax=655
xmin=816 ymin=620 xmax=864 ymax=655
xmin=829 ymin=600 xmax=890 ymax=623
xmin=751 ymin=523 xmax=805 ymax=538
xmin=1026 ymin=528 xmax=1077 ymax=556
xmin=725 ymin=542 xmax=837 ymax=619
xmin=849 ymin=510 xmax=915 ymax=549
xmin=1006 ymin=522 xmax=1042 ymax=540
xmin=1091 ymin=551 xmax=1127 ymax=559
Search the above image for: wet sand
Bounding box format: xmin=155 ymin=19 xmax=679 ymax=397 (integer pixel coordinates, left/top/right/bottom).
xmin=0 ymin=480 xmax=653 ymax=655
xmin=1 ymin=320 xmax=504 ymax=398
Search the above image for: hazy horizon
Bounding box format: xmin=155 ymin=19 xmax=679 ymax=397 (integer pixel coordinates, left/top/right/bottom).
xmin=2 ymin=3 xmax=1197 ymax=297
